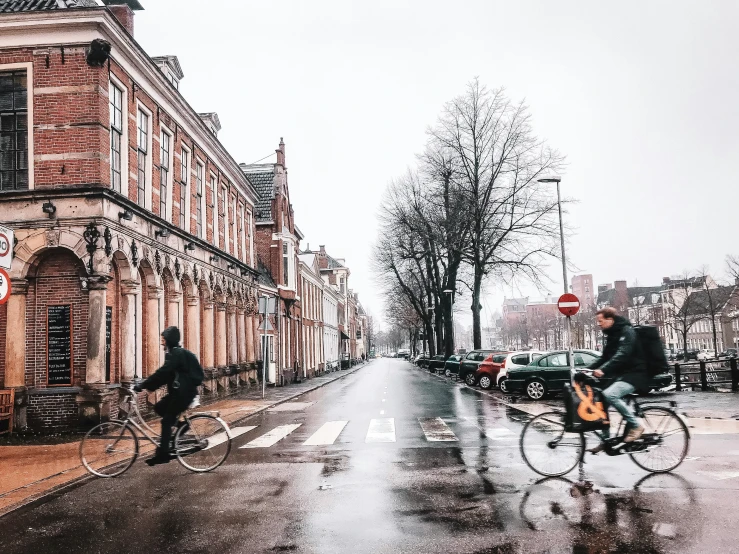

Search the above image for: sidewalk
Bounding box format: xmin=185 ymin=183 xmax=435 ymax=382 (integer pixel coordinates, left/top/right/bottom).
xmin=0 ymin=363 xmax=369 ymax=517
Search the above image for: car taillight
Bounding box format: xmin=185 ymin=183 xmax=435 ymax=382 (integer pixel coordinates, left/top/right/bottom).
xmin=500 ymin=359 xmax=506 ymax=368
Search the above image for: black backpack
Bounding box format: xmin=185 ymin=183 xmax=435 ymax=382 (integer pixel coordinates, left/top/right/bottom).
xmin=633 ymin=325 xmax=669 ymax=376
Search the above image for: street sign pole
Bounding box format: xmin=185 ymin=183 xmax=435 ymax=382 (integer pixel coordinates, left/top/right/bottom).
xmin=558 ymin=294 xmax=580 ymax=378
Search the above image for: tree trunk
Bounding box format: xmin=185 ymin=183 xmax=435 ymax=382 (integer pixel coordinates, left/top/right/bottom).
xmin=425 ymin=318 xmax=436 ymax=357
xmin=711 ymin=318 xmax=718 ymax=356
xmin=443 ymin=294 xmax=454 ymax=357
xmin=472 ymin=267 xmax=483 ymax=349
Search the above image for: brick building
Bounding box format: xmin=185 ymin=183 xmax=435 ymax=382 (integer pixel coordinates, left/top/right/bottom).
xmin=298 ymin=250 xmax=324 ymax=378
xmin=571 ymin=274 xmax=595 ymax=310
xmin=0 ymin=1 xmax=264 ymax=432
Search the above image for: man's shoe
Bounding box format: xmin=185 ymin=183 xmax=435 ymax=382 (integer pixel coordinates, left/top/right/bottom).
xmin=624 ymin=425 xmax=645 ymax=443
xmin=146 ymin=449 xmax=172 ymax=466
xmin=587 ymin=443 xmax=607 ymax=455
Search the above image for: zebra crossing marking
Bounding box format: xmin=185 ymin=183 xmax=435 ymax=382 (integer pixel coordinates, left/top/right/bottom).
xmin=418 ymin=417 xmax=459 ymax=442
xmin=205 ymin=425 xmax=256 ymax=450
xmin=303 ymin=421 xmax=348 ymax=446
xmin=365 ymin=418 xmax=396 ymax=443
xmin=240 ymin=424 xmax=302 ymax=448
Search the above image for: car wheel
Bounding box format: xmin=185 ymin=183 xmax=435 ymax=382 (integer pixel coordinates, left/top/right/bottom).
xmin=479 ymin=375 xmax=493 ymax=390
xmin=498 ymin=377 xmax=509 ymax=393
xmin=525 ymin=379 xmax=548 ymax=400
xmin=465 ymin=373 xmax=477 ymax=386
xmin=445 ymin=369 xmax=451 ymax=377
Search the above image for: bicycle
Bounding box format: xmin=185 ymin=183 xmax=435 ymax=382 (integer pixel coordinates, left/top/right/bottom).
xmin=519 ymin=379 xmax=690 ymax=477
xmin=80 ymin=386 xmax=232 ymax=477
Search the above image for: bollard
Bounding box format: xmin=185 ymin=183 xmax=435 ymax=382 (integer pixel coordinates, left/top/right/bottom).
xmin=699 ymin=360 xmax=708 ymax=391
xmin=731 ymin=357 xmax=738 ymax=392
xmin=674 ymin=363 xmax=682 ymax=392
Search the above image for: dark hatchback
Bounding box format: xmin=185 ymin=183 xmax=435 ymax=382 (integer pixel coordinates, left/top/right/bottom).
xmin=443 ymin=354 xmax=463 ymax=376
xmin=505 ymin=350 xmax=673 ymax=400
xmin=427 ymin=355 xmax=448 ymax=373
xmin=459 ymin=350 xmax=501 ymax=386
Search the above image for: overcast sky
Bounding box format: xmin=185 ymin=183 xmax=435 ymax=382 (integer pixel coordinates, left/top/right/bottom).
xmin=136 ymin=1 xmax=739 ymax=327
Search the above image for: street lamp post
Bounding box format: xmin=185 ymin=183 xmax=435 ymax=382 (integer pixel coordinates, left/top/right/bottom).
xmin=538 ymin=176 xmax=574 ymax=374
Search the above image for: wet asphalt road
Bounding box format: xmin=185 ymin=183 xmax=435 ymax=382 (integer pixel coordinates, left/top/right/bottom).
xmin=3 ymin=358 xmax=739 ymax=554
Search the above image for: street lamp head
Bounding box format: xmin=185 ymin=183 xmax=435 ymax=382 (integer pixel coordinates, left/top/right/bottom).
xmin=443 ymin=289 xmax=453 ymax=294
xmin=537 ymin=176 xmax=561 ymax=184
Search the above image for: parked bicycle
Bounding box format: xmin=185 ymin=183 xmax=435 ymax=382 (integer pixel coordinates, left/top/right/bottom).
xmin=80 ymin=386 xmax=232 ymax=477
xmin=519 ymin=378 xmax=690 ymax=477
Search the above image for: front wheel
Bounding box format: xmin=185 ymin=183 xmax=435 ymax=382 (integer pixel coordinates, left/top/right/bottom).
xmin=80 ymin=420 xmax=139 ymax=478
xmin=444 ymin=369 xmax=451 ymax=377
xmin=499 ymin=377 xmax=509 ymax=393
xmin=479 ymin=375 xmax=493 ymax=390
xmin=526 ymin=379 xmax=548 ymax=400
xmin=175 ymin=415 xmax=232 ymax=472
xmin=465 ymin=373 xmax=477 ymax=386
xmin=520 ymin=411 xmax=584 ymax=477
xmin=629 ymin=407 xmax=690 ymax=473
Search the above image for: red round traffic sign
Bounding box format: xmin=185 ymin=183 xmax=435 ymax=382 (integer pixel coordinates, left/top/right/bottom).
xmin=558 ymin=293 xmax=580 ymax=316
xmin=0 ymin=232 xmax=9 ymax=258
xmin=0 ymin=268 xmax=10 ymax=306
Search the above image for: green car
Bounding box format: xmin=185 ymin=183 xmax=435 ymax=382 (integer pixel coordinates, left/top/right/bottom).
xmin=505 ymin=350 xmax=673 ymax=400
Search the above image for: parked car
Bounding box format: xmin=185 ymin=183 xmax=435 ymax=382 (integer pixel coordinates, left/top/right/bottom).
xmin=443 ymin=354 xmax=463 ymax=377
xmin=398 ymin=349 xmax=410 ymax=359
xmin=415 ymin=354 xmax=431 ymax=368
xmin=428 ymin=354 xmax=448 ymax=373
xmin=505 ymin=350 xmax=673 ymax=400
xmin=495 ymin=351 xmax=547 ymax=392
xmin=719 ymin=348 xmax=738 ymax=358
xmin=696 ymin=349 xmax=716 ymax=361
xmin=459 ymin=350 xmax=502 ymax=386
xmin=474 ymin=353 xmax=509 ymax=390
xmin=675 ymin=350 xmax=699 ymax=361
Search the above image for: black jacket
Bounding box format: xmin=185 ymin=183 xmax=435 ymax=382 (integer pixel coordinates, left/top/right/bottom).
xmin=140 ymin=347 xmax=201 ymax=412
xmin=589 ymin=316 xmax=649 ymax=391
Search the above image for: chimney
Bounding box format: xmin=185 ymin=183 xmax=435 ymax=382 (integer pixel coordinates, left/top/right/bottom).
xmin=319 ymin=245 xmax=326 ymax=256
xmin=102 ymin=1 xmax=143 ymax=37
xmin=663 ymin=277 xmax=671 ymax=285
xmin=276 ymin=138 xmax=285 ymax=167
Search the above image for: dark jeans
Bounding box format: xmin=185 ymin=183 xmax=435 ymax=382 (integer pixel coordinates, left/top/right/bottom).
xmin=154 ymin=394 xmax=191 ymax=454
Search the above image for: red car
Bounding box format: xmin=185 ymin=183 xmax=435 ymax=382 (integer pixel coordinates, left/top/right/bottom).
xmin=474 ymin=352 xmax=509 ymax=390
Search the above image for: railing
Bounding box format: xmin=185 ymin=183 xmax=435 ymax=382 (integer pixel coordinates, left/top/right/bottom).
xmin=670 ymin=357 xmax=739 ymax=392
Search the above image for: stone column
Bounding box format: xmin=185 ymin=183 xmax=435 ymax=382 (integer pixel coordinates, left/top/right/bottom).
xmin=168 ymin=291 xmax=182 ymax=333
xmin=146 ymin=286 xmax=163 ymax=375
xmin=227 ymin=305 xmax=238 ymax=365
xmin=78 ymin=275 xmax=115 ymax=427
xmin=215 ymin=301 xmax=227 ymax=367
xmin=5 ymin=279 xmax=28 ymax=430
xmin=186 ymin=295 xmax=200 ymax=359
xmin=246 ymin=314 xmax=255 ymax=362
xmin=202 ymin=300 xmax=215 ymax=369
xmin=119 ymin=280 xmax=140 ymax=384
xmin=237 ymin=308 xmax=246 ymax=364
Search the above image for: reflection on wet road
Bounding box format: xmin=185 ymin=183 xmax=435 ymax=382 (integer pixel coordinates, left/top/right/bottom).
xmin=3 ymin=359 xmax=738 ymax=554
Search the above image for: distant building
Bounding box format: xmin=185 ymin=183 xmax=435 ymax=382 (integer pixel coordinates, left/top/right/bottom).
xmin=571 ymin=274 xmax=595 ymax=310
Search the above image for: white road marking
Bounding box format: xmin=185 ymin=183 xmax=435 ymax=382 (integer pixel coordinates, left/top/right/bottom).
xmin=419 ymin=417 xmax=459 ymax=442
xmin=483 ymin=427 xmax=516 ymax=440
xmin=204 ymin=426 xmax=256 ymax=450
xmin=366 ymin=418 xmax=396 ymax=443
xmin=303 ymin=421 xmax=348 ymax=446
xmin=699 ymin=470 xmax=739 ymax=481
xmin=240 ymin=424 xmax=302 ymax=448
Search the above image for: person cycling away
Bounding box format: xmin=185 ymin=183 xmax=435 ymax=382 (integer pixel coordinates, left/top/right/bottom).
xmin=134 ymin=326 xmax=203 ymax=466
xmin=587 ymin=307 xmax=647 ymax=454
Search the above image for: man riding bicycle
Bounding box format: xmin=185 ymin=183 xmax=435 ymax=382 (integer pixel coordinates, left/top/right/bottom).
xmin=134 ymin=326 xmax=203 ymax=466
xmin=587 ymin=307 xmax=647 ymax=454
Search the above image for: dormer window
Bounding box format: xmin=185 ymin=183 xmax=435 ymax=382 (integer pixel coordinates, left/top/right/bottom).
xmin=152 ymin=55 xmax=184 ymax=91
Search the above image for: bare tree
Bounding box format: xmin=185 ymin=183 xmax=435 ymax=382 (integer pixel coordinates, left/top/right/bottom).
xmin=663 ymin=273 xmax=707 ymax=360
xmin=428 ymin=80 xmax=564 ymax=348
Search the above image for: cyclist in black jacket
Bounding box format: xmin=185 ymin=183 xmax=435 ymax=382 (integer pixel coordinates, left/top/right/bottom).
xmin=587 ymin=307 xmax=646 ymax=453
xmin=134 ymin=326 xmax=203 ymax=465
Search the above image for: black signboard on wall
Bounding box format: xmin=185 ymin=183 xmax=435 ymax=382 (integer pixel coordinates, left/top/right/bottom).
xmin=105 ymin=306 xmax=112 ymax=382
xmin=47 ymin=305 xmax=72 ymax=386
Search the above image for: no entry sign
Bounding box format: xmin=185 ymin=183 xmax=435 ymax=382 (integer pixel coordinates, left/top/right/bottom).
xmin=0 ymin=268 xmax=10 ymax=306
xmin=558 ymin=293 xmax=580 ymax=317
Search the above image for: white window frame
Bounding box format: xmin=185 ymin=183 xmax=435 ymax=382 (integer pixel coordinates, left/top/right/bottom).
xmin=230 ymin=193 xmax=237 ymax=254
xmin=238 ymin=202 xmax=246 ymax=261
xmin=211 ymin=173 xmax=219 ymax=248
xmin=180 ymin=144 xmax=191 ymax=231
xmin=109 ymin=79 xmax=125 ymax=194
xmin=0 ymin=62 xmax=34 ymax=190
xmin=159 ymin=125 xmax=173 ymax=221
xmin=221 ymin=184 xmax=229 ymax=251
xmin=196 ymin=160 xmax=205 ymax=239
xmin=136 ymin=103 xmax=153 ymax=210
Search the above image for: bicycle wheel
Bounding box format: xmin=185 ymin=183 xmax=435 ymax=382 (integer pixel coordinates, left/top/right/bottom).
xmin=80 ymin=420 xmax=139 ymax=477
xmin=174 ymin=414 xmax=231 ymax=472
xmin=520 ymin=411 xmax=584 ymax=477
xmin=629 ymin=407 xmax=689 ymax=473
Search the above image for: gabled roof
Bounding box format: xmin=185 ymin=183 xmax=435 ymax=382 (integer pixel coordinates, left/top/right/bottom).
xmin=682 ymin=285 xmax=739 ymax=317
xmin=240 ymin=165 xmax=274 ymax=222
xmin=1 ymin=0 xmax=64 ymax=11
xmin=256 ymin=259 xmax=276 ymax=288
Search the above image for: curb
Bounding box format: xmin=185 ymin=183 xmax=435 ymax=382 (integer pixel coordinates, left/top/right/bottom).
xmin=0 ymin=362 xmax=371 ymax=520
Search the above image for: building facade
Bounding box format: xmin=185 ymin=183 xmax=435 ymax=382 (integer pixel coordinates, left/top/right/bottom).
xmin=0 ymin=1 xmax=263 ymax=432
xmin=298 ymin=251 xmax=324 ymax=378
xmin=571 ymin=274 xmax=595 ymax=310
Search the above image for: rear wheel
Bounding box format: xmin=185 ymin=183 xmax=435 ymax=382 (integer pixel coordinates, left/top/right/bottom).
xmin=629 ymin=407 xmax=690 ymax=473
xmin=80 ymin=420 xmax=138 ymax=478
xmin=499 ymin=377 xmax=509 ymax=393
xmin=520 ymin=411 xmax=584 ymax=477
xmin=479 ymin=375 xmax=493 ymax=390
xmin=526 ymin=379 xmax=548 ymax=400
xmin=465 ymin=373 xmax=477 ymax=386
xmin=444 ymin=369 xmax=451 ymax=377
xmin=174 ymin=415 xmax=232 ymax=473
